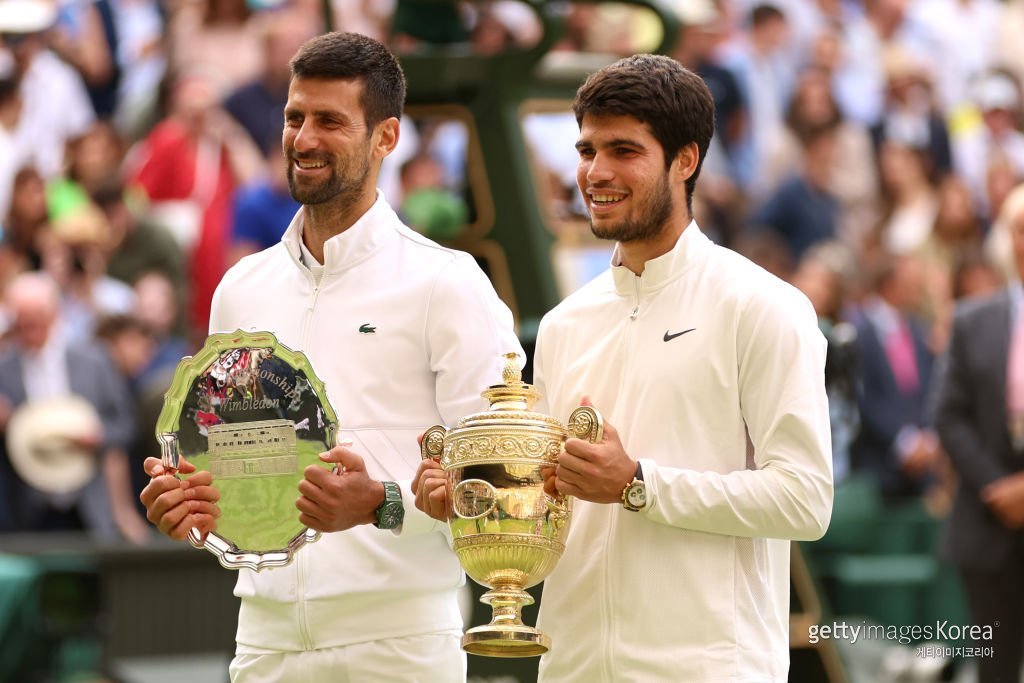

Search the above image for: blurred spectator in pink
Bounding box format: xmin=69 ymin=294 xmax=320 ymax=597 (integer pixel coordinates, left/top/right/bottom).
xmin=168 ymin=0 xmax=263 ymax=92
xmin=331 ymin=0 xmax=393 ymax=42
xmin=126 ymin=70 xmax=262 ymax=340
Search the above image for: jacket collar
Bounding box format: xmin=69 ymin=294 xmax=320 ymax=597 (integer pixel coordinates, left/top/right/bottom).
xmin=610 ymin=220 xmax=711 ymax=296
xmin=281 ymin=190 xmax=398 ymax=274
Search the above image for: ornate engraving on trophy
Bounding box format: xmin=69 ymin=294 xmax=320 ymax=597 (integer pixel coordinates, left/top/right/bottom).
xmin=207 ymin=419 xmax=298 ymax=479
xmin=421 ymin=352 xmax=602 ymax=657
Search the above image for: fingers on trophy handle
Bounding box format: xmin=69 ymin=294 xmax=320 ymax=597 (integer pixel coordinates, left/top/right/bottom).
xmin=421 ymin=425 xmax=447 ymax=461
xmin=568 ymin=406 xmax=603 ymax=443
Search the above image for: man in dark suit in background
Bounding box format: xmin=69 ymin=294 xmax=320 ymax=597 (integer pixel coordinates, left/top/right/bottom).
xmin=935 ymin=195 xmax=1024 ymax=683
xmin=851 ymin=253 xmax=942 ymax=500
xmin=0 ymin=272 xmax=146 ymax=543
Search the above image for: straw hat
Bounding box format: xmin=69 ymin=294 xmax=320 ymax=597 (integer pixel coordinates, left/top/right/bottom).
xmin=6 ymin=396 xmax=101 ymax=495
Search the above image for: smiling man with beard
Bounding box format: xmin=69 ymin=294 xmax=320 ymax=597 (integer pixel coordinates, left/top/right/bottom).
xmin=413 ymin=54 xmax=834 ymax=682
xmin=139 ymin=32 xmax=521 ymax=683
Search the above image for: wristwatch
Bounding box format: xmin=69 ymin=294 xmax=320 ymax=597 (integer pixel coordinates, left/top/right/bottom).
xmin=621 ymin=462 xmax=646 ymax=512
xmin=374 ymin=481 xmax=405 ymax=529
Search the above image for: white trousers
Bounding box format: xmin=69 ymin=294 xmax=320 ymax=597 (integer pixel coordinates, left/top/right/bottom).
xmin=229 ymin=631 xmax=466 ymax=683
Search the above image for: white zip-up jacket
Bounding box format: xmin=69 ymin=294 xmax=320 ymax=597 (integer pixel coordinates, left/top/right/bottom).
xmin=534 ymin=223 xmax=833 ymax=682
xmin=209 ymin=193 xmax=522 ymax=654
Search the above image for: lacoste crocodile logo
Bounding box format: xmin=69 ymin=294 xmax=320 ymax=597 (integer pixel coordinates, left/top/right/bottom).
xmin=663 ymin=328 xmax=696 ymax=342
xmin=359 ymin=324 xmax=377 ymax=334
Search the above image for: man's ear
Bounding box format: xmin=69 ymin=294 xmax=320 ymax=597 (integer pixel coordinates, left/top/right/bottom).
xmin=674 ymin=142 xmax=700 ymax=183
xmin=373 ymin=117 xmax=401 ymax=159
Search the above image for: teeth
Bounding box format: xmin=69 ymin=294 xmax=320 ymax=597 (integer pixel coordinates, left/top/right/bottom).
xmin=296 ymin=160 xmax=326 ymax=169
xmin=592 ymin=194 xmax=622 ymax=203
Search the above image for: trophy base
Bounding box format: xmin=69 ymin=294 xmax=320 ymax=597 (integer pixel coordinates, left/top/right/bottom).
xmin=462 ymin=624 xmax=551 ymax=658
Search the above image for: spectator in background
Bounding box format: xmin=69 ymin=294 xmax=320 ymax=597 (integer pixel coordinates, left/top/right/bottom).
xmin=168 ymin=0 xmax=263 ymax=92
xmin=933 ymin=187 xmax=1024 ymax=683
xmin=3 ymin=166 xmax=51 ymax=271
xmin=0 ymin=272 xmax=146 ymax=543
xmin=229 ymin=142 xmax=300 ymax=265
xmin=833 ymin=0 xmax=922 ymax=126
xmin=127 ymin=69 xmax=263 ymax=340
xmin=223 ymin=8 xmax=320 ymax=156
xmin=791 ymin=241 xmax=860 ymax=484
xmin=132 ymin=270 xmax=189 ymax=385
xmin=763 ymin=65 xmax=880 ymax=246
xmin=916 ymin=176 xmax=985 ymax=349
xmin=952 ymin=69 xmax=1024 ymax=216
xmin=985 ymin=183 xmax=1024 ymax=284
xmin=399 ymin=154 xmax=467 ymax=241
xmin=724 ymin=3 xmax=794 ymax=196
xmin=670 ymin=0 xmax=747 ymax=186
xmin=47 ymin=120 xmax=127 ymax=220
xmin=48 ymin=0 xmax=119 ymax=118
xmin=0 ymin=0 xmax=95 ymax=218
xmin=750 ymin=119 xmax=840 ymax=263
xmin=90 ymin=176 xmax=184 ymax=296
xmin=850 ymin=254 xmax=943 ymax=502
xmin=871 ymin=137 xmax=940 ymax=259
xmin=951 ymin=245 xmax=1003 ymax=302
xmin=870 ymin=45 xmax=953 ymax=183
xmin=44 ymin=203 xmax=136 ymax=343
xmin=907 ymin=0 xmax=1000 ymax=116
xmin=94 ymin=313 xmax=164 ymax=509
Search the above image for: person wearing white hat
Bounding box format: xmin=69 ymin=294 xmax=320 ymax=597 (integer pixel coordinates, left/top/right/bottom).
xmin=0 ymin=271 xmax=147 ymax=542
xmin=951 ymin=69 xmax=1024 ymax=218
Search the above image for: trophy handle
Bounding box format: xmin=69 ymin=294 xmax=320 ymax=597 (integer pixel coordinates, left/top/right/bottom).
xmin=158 ymin=432 xmax=180 ymax=475
xmin=420 ymin=425 xmax=447 ymax=460
xmin=567 ymin=406 xmax=603 ymax=444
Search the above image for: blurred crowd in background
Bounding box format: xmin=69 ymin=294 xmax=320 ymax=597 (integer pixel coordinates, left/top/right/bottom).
xmin=0 ymin=0 xmax=1022 ymax=559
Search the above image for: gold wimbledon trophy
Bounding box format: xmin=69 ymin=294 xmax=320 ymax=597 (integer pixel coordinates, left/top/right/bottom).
xmin=420 ymin=353 xmax=602 ymax=657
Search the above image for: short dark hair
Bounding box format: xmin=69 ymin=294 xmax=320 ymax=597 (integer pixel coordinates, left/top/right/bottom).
xmin=289 ymin=32 xmax=407 ymax=129
xmin=572 ymin=54 xmax=715 ymax=212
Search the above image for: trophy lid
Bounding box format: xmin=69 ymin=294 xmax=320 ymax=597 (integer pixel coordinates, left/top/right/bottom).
xmin=455 ymin=353 xmax=562 ymax=430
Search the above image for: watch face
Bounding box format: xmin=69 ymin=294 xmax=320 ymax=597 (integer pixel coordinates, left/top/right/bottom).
xmin=377 ymin=502 xmax=405 ymax=529
xmin=626 ymin=483 xmax=646 ymax=508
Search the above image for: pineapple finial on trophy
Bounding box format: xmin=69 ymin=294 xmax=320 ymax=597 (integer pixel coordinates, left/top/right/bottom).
xmin=501 ymin=352 xmax=523 ymax=386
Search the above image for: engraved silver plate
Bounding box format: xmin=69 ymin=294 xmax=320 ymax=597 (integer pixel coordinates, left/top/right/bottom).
xmin=156 ymin=330 xmax=338 ymax=571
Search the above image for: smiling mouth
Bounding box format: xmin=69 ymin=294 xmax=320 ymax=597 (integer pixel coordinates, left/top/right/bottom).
xmin=589 ymin=192 xmax=627 ymax=210
xmin=293 ymin=158 xmax=328 ymax=171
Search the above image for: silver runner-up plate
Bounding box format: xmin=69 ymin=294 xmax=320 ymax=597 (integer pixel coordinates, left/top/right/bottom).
xmin=156 ymin=330 xmax=338 ymax=571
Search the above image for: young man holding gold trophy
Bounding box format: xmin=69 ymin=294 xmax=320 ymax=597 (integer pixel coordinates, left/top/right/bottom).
xmin=139 ymin=33 xmax=521 ymax=682
xmin=415 ymin=55 xmax=834 ymax=681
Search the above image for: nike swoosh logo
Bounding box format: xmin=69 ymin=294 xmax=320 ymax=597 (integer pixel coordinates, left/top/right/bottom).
xmin=663 ymin=328 xmax=696 ymax=342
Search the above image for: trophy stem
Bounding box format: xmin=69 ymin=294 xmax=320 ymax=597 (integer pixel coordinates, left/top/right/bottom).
xmin=462 ymin=586 xmax=551 ymax=658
